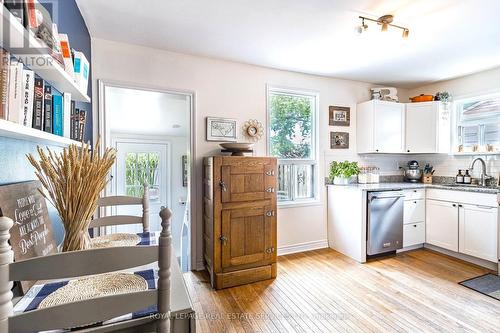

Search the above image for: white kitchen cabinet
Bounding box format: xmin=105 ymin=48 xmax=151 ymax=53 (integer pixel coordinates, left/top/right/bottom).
xmin=404 ymin=199 xmax=425 ymax=224
xmin=459 ymin=203 xmax=498 ymax=262
xmin=426 ymin=199 xmax=459 ymax=251
xmin=357 ymin=100 xmax=405 ymax=153
xmin=403 ymin=222 xmax=425 ymax=247
xmin=405 ymin=102 xmax=451 ymax=153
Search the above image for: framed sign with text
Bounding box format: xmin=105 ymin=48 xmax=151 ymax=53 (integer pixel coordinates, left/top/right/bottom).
xmin=0 ymin=181 xmax=57 ymax=291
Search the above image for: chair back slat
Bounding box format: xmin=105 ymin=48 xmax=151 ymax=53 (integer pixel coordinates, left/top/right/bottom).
xmin=97 ymin=196 xmax=142 ymax=207
xmin=10 ymin=246 xmax=158 ymax=281
xmin=8 ymin=290 xmax=157 ymax=333
xmin=89 ymin=215 xmax=142 ymax=228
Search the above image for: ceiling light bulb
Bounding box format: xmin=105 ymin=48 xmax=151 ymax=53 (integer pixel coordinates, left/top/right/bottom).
xmin=381 ymin=23 xmax=388 ymax=32
xmin=402 ymin=29 xmax=409 ymax=38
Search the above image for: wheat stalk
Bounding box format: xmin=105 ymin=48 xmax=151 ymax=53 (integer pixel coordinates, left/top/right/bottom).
xmin=27 ymin=140 xmax=116 ymax=252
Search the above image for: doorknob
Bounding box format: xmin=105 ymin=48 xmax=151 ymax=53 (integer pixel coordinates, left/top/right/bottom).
xmin=266 ymin=187 xmax=275 ymax=193
xmin=219 ymin=235 xmax=228 ymax=245
xmin=265 ymin=170 xmax=275 ymax=176
xmin=219 ymin=181 xmax=227 ymax=192
xmin=266 ymin=210 xmax=275 ymax=217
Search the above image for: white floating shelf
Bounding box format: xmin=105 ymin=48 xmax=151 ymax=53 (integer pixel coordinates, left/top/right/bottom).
xmin=0 ymin=7 xmax=91 ymax=103
xmin=0 ymin=119 xmax=81 ymax=147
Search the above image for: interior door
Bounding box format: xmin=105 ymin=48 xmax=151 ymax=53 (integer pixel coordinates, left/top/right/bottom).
xmin=114 ymin=141 xmax=169 ymax=233
xmin=221 ymin=206 xmax=275 ymax=270
xmin=406 ymin=103 xmax=437 ymax=153
xmin=426 ymin=199 xmax=458 ymax=251
xmin=374 ymin=102 xmax=405 ymax=153
xmin=221 ymin=160 xmax=275 ymax=203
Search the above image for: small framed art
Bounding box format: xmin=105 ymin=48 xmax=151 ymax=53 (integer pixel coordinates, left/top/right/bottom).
xmin=331 ymin=132 xmax=349 ymax=149
xmin=206 ymin=117 xmax=237 ymax=142
xmin=329 ymin=106 xmax=350 ymax=126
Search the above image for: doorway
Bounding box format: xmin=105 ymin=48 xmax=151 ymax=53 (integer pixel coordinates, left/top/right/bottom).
xmin=98 ymin=82 xmax=194 ymax=271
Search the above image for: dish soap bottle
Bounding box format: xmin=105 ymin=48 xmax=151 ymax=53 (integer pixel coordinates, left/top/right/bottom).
xmin=463 ymin=170 xmax=472 ymax=184
xmin=456 ymin=170 xmax=464 ymax=183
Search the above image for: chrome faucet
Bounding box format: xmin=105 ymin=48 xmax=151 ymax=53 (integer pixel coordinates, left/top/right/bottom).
xmin=469 ymin=157 xmax=492 ymax=186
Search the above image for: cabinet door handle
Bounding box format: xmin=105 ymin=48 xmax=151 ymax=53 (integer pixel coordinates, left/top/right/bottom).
xmin=414 ymin=201 xmax=417 ymax=204
xmin=452 ymin=204 xmax=457 ymax=207
xmin=266 ymin=210 xmax=275 ymax=217
xmin=458 ymin=204 xmax=463 ymax=208
xmin=413 ymin=224 xmax=417 ymax=228
xmin=219 ymin=180 xmax=227 ymax=192
xmin=476 ymin=205 xmax=494 ymax=209
xmin=219 ymin=235 xmax=228 ymax=245
xmin=265 ymin=170 xmax=275 ymax=176
xmin=266 ymin=187 xmax=275 ymax=193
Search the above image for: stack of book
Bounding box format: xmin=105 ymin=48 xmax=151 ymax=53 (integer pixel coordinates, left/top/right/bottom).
xmin=1 ymin=0 xmax=91 ymax=141
xmin=1 ymin=48 xmax=87 ymax=141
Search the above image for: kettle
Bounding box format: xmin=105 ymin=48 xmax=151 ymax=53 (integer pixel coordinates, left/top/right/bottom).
xmin=400 ymin=160 xmax=422 ymax=183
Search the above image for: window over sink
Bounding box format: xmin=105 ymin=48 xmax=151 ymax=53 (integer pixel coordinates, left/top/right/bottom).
xmin=267 ymin=86 xmax=319 ymax=205
xmin=455 ymin=92 xmax=500 ymax=152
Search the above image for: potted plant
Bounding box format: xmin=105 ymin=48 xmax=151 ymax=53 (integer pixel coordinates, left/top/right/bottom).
xmin=329 ymin=161 xmax=360 ymax=185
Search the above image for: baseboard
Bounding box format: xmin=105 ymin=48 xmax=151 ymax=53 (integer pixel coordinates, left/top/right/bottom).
xmin=424 ymin=244 xmax=498 ymax=271
xmin=278 ymin=239 xmax=328 ymax=256
xmin=397 ymin=244 xmax=424 ymax=253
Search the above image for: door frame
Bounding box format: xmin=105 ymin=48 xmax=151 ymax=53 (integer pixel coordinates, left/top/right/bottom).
xmin=96 ymin=80 xmax=197 ymax=271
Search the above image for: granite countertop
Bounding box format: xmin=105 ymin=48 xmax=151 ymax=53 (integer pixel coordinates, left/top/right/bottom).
xmin=326 ymin=182 xmax=500 ymax=194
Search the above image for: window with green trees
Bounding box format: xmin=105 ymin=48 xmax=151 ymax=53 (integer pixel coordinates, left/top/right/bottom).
xmin=268 ymin=87 xmax=318 ymax=203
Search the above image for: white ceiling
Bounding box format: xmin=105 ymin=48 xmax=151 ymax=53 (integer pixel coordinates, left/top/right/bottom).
xmin=77 ymin=0 xmax=500 ymax=88
xmin=106 ymin=87 xmax=190 ymax=136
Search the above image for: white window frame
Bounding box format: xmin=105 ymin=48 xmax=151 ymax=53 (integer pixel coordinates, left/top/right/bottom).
xmin=453 ymin=91 xmax=500 ymax=152
xmin=266 ymin=85 xmax=320 ymax=207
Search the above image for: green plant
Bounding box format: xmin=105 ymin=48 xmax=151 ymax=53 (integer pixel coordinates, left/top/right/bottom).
xmin=329 ymin=161 xmax=360 ymax=180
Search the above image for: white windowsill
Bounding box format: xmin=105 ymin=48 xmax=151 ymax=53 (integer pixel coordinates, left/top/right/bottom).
xmin=278 ymin=199 xmax=322 ymax=209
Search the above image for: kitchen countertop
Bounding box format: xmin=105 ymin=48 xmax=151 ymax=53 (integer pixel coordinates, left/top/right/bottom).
xmin=326 ymin=182 xmax=500 ymax=194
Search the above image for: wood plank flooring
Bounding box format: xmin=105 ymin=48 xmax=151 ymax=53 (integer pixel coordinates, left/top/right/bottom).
xmin=183 ymin=248 xmax=500 ymax=333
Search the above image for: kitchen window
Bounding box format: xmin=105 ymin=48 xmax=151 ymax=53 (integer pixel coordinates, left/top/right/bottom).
xmin=455 ymin=93 xmax=500 ymax=151
xmin=267 ymin=86 xmax=319 ymax=205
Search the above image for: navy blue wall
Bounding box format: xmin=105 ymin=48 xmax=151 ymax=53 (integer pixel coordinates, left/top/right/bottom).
xmin=0 ymin=0 xmax=92 ymax=244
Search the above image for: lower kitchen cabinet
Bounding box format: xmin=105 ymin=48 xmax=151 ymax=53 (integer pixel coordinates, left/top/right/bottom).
xmin=459 ymin=203 xmax=498 ymax=262
xmin=403 ymin=222 xmax=425 ymax=247
xmin=426 ymin=199 xmax=459 ymax=252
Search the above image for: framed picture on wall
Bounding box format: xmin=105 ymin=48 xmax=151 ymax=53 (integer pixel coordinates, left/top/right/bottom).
xmin=330 ymin=132 xmax=349 ymax=149
xmin=329 ymin=106 xmax=350 ymax=126
xmin=206 ymin=117 xmax=237 ymax=141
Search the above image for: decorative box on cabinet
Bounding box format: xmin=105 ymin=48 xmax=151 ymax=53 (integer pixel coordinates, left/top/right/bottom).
xmin=203 ymin=156 xmax=277 ymax=289
xmin=357 ymin=100 xmax=405 ymax=153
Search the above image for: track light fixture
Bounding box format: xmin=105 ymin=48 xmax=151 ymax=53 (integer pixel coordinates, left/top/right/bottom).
xmin=358 ymin=14 xmax=409 ymax=38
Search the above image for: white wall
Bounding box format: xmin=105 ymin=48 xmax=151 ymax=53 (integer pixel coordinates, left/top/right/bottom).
xmin=91 ymin=38 xmax=375 ymax=268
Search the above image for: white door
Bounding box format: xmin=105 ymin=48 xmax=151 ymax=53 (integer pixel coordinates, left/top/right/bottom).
xmin=114 ymin=141 xmax=169 ymax=234
xmin=406 ymin=103 xmax=437 ymax=153
xmin=459 ymin=204 xmax=498 ymax=262
xmin=426 ymin=199 xmax=459 ymax=251
xmin=374 ymin=102 xmax=405 ymax=153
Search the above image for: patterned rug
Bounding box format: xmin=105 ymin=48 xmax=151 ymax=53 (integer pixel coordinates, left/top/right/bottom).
xmin=459 ymin=274 xmax=500 ymax=301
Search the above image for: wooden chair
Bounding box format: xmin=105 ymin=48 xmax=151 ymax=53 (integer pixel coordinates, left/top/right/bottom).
xmin=0 ymin=208 xmax=173 ymax=333
xmin=90 ymin=184 xmax=150 ymax=233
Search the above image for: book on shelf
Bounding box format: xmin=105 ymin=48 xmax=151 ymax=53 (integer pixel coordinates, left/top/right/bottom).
xmin=7 ymin=61 xmax=24 ymax=124
xmin=63 ymin=92 xmax=71 ymax=138
xmin=43 ymin=84 xmax=52 ymax=133
xmin=22 ymin=69 xmax=35 ymax=127
xmin=4 ymin=0 xmax=24 ymax=26
xmin=52 ymin=94 xmax=63 ymax=136
xmin=72 ymin=108 xmax=80 ymax=140
xmin=0 ymin=50 xmax=10 ymax=120
xmin=32 ymin=77 xmax=44 ymax=130
xmin=50 ymin=23 xmax=65 ymax=69
xmin=78 ymin=109 xmax=86 ymax=141
xmin=58 ymin=34 xmax=75 ymax=81
xmin=69 ymin=101 xmax=75 ymax=139
xmin=73 ymin=50 xmax=89 ymax=93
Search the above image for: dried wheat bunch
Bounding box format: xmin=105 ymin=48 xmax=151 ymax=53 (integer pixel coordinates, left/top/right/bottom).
xmin=27 ymin=140 xmax=116 ymax=252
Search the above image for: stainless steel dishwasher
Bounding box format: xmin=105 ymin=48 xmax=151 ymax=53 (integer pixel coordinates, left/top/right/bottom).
xmin=367 ymin=191 xmax=404 ymax=256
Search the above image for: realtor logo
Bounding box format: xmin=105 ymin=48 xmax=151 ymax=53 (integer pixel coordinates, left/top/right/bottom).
xmin=2 ymin=0 xmax=61 ymax=69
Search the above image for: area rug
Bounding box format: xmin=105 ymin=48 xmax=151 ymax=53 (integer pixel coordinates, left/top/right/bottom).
xmin=459 ymin=274 xmax=500 ymax=301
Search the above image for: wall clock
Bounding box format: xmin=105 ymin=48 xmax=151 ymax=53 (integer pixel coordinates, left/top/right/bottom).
xmin=242 ymin=119 xmax=264 ymax=142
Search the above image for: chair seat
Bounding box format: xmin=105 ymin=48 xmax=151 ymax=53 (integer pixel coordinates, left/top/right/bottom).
xmin=14 ymin=269 xmax=159 ymax=332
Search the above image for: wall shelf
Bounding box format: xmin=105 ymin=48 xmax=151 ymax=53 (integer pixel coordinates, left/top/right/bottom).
xmin=0 ymin=119 xmax=81 ymax=147
xmin=0 ymin=6 xmax=91 ymax=103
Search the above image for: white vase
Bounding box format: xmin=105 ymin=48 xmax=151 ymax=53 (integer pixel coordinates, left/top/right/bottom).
xmin=333 ymin=176 xmax=357 ymax=185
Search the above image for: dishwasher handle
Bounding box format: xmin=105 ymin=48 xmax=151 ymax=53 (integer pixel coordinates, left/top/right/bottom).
xmin=368 ymin=192 xmax=404 ymax=203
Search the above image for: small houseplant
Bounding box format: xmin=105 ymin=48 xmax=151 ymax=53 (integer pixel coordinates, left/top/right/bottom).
xmin=329 ymin=161 xmax=360 ymax=185
xmin=27 ymin=141 xmax=116 ymax=252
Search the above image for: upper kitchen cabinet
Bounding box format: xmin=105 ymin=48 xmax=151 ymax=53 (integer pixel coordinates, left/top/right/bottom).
xmin=357 ymin=100 xmax=405 ymax=153
xmin=405 ymin=102 xmax=451 ymax=153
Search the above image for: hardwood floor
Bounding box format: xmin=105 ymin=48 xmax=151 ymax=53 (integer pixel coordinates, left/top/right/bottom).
xmin=183 ymin=248 xmax=500 ymax=333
